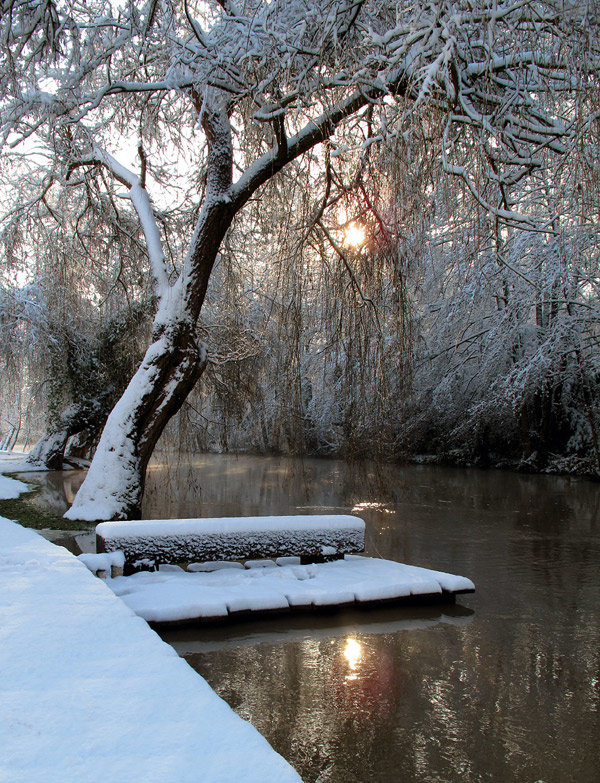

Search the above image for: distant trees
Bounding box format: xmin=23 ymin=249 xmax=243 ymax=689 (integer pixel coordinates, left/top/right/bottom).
xmin=1 ymin=1 xmax=599 ymax=517
xmin=394 ymin=72 xmax=600 ymax=476
xmin=178 ymin=87 xmax=600 ymax=475
xmin=158 ymin=109 xmax=600 ymax=476
xmin=403 ymin=215 xmax=600 ymax=474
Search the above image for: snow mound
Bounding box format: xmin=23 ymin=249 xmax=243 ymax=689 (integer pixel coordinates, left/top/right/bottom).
xmin=77 ymin=551 xmax=125 ymax=572
xmin=0 ymin=517 xmax=301 ymax=782
xmin=0 ymin=473 xmax=29 ymax=499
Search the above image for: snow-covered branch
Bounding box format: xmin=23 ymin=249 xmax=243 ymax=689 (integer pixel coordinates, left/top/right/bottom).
xmin=71 ymin=146 xmax=170 ymax=300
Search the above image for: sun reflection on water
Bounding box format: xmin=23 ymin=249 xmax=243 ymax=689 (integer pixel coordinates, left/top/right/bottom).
xmin=351 ymin=501 xmax=395 ymax=514
xmin=343 ymin=637 xmax=363 ymax=681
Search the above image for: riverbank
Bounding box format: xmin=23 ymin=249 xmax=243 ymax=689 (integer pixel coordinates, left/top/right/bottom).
xmin=0 ymin=458 xmax=301 ymax=782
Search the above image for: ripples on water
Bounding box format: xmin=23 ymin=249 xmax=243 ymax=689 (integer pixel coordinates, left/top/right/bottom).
xmin=40 ymin=455 xmax=600 ymax=782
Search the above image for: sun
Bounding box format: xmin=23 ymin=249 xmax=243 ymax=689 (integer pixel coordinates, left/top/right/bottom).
xmin=343 ymin=222 xmax=366 ymax=249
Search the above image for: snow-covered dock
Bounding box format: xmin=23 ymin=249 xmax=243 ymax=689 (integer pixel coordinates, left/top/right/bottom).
xmin=0 ymin=517 xmax=301 ymax=783
xmin=105 ymin=555 xmax=475 ymax=626
xmin=94 ymin=514 xmax=474 ymax=624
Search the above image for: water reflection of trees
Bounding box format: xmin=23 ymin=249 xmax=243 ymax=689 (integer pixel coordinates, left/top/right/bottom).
xmin=188 ymin=612 xmax=599 ymax=783
xmin=30 ymin=455 xmax=600 ymax=781
xmin=142 ymin=453 xmax=599 ymax=530
xmin=23 ymin=470 xmax=86 ymax=516
xmin=137 ymin=455 xmax=600 ymax=783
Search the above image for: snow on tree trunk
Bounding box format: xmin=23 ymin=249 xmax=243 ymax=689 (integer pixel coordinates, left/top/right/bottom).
xmin=27 ymin=400 xmax=107 ymax=470
xmin=65 ymin=323 xmax=207 ymax=521
xmin=62 ymin=85 xmax=369 ymax=521
xmin=27 ymin=431 xmax=69 ymax=470
xmin=65 ymin=93 xmax=233 ymax=521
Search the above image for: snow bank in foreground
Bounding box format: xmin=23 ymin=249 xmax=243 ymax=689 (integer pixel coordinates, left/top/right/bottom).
xmin=0 ymin=517 xmax=301 ymax=783
xmin=105 ymin=555 xmax=475 ymax=623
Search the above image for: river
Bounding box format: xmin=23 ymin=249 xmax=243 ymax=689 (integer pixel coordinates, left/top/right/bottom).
xmin=34 ymin=454 xmax=600 ymax=782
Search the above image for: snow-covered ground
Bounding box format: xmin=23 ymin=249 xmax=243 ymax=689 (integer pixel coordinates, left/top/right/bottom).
xmin=0 ymin=449 xmax=51 ymax=474
xmin=0 ymin=450 xmax=41 ymax=497
xmin=0 ymin=471 xmax=29 ymax=498
xmin=105 ymin=556 xmax=474 ymax=624
xmin=0 ymin=455 xmax=301 ymax=783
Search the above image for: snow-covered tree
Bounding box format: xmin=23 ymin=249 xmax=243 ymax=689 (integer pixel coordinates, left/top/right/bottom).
xmin=402 ymin=153 xmax=600 ymax=474
xmin=1 ymin=0 xmax=597 ymax=518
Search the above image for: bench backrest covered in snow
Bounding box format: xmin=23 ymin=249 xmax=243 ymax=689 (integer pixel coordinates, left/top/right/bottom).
xmin=96 ymin=515 xmax=365 ymax=567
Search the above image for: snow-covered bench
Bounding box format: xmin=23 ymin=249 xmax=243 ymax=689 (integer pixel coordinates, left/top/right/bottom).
xmin=96 ymin=515 xmax=365 ymax=571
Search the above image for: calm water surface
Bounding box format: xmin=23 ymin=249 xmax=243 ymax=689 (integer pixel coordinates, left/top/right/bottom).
xmin=43 ymin=455 xmax=600 ymax=782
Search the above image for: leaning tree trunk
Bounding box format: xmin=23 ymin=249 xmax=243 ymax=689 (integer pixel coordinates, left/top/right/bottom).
xmin=27 ymin=399 xmax=108 ymax=470
xmin=64 ymin=92 xmax=234 ymax=521
xmin=64 ymin=85 xmax=374 ymax=521
xmin=65 ymin=322 xmax=207 ymax=520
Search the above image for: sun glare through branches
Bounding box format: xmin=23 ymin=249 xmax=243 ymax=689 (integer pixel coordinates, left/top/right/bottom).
xmin=343 ymin=222 xmax=366 ymax=249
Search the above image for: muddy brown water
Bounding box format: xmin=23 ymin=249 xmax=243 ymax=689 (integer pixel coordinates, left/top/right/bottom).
xmin=34 ymin=455 xmax=600 ymax=782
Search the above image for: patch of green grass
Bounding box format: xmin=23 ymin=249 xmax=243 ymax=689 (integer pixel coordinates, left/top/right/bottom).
xmin=0 ymin=476 xmax=93 ymax=531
